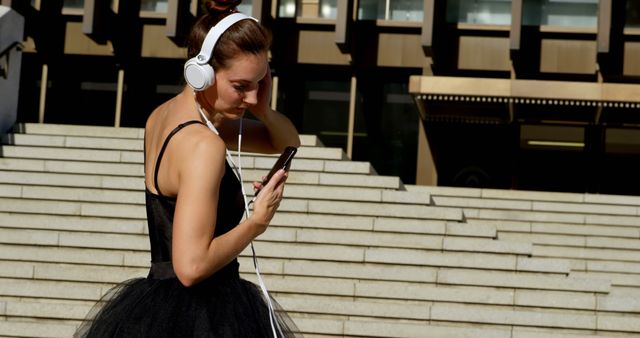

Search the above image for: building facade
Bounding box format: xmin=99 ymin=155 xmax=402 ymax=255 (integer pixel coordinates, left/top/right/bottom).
xmin=4 ymin=0 xmax=640 ymax=195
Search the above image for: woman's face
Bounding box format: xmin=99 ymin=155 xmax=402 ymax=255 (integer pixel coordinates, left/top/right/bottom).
xmin=205 ymin=51 xmax=268 ymax=121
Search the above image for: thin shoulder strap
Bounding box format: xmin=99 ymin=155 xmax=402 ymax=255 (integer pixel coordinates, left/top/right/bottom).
xmin=154 ymin=120 xmax=205 ymax=197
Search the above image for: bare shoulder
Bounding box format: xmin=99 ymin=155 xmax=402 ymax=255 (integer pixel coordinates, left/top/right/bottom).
xmin=173 ymin=124 xmax=227 ymax=170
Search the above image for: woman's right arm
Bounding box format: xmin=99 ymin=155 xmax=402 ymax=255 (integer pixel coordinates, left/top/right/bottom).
xmin=170 ymin=133 xmax=287 ymax=287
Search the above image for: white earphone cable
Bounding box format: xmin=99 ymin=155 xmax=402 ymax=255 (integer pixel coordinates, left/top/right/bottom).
xmin=196 ymin=99 xmax=283 ymax=338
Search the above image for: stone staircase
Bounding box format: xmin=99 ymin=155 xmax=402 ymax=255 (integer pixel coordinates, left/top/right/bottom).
xmin=0 ymin=123 xmax=639 ymax=338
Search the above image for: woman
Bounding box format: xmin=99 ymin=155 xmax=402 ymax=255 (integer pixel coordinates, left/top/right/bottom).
xmin=74 ymin=0 xmax=302 ymax=336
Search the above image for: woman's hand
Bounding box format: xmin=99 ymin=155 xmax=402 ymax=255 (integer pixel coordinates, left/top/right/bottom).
xmin=249 ymin=168 xmax=287 ymax=235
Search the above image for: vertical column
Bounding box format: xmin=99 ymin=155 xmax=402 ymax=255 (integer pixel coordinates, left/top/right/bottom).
xmin=82 ymin=0 xmax=113 ymax=43
xmin=597 ymin=0 xmax=612 ymax=54
xmin=597 ymin=0 xmax=625 ymax=80
xmin=346 ymin=76 xmax=356 ymax=158
xmin=509 ymin=0 xmax=522 ymax=79
xmin=252 ymin=0 xmax=273 ymax=25
xmin=335 ymin=0 xmax=353 ymax=53
xmin=35 ymin=0 xmax=64 ymax=123
xmin=38 ymin=64 xmax=47 ymax=123
xmin=421 ymin=0 xmax=434 ymax=56
xmin=415 ymin=119 xmax=437 ymax=185
xmin=166 ymin=0 xmax=194 ymax=45
xmin=114 ymin=69 xmax=124 ymax=127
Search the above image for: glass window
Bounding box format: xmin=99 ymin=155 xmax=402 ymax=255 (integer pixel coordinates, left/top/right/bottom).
xmin=365 ymin=82 xmax=418 ymax=184
xmin=63 ymin=0 xmax=84 ymax=9
xmin=141 ymin=0 xmax=168 ymax=13
xmin=319 ymin=0 xmax=337 ymax=19
xmin=389 ymin=0 xmax=423 ymax=21
xmin=138 ymin=0 xmax=250 ymax=15
xmin=237 ymin=0 xmax=253 ymax=16
xmin=358 ymin=0 xmax=384 ymax=20
xmin=277 ymin=0 xmax=336 ymax=19
xmin=446 ymin=0 xmax=512 ymax=25
xmin=359 ymin=0 xmax=423 ymax=21
xmin=522 ymin=0 xmax=598 ymax=28
xmin=302 ymin=80 xmax=351 ymax=150
xmin=278 ymin=0 xmax=297 ymax=17
xmin=627 ymin=0 xmax=640 ymax=28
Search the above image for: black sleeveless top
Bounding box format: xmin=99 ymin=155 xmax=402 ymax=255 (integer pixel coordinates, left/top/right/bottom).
xmin=144 ymin=120 xmax=246 ymax=280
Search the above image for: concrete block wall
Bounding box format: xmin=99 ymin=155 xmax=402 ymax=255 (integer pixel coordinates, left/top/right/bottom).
xmin=0 ymin=123 xmax=639 ymax=337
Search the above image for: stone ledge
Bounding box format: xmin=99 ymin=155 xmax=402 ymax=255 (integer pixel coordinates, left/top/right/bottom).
xmin=16 ymin=123 xmax=321 ymax=147
xmin=0 ymin=319 xmax=78 ymax=338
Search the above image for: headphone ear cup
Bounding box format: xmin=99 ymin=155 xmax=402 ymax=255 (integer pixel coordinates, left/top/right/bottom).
xmin=184 ymin=58 xmax=215 ymax=91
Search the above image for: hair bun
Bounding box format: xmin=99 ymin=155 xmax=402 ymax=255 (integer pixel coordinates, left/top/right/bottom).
xmin=205 ymin=0 xmax=242 ymax=13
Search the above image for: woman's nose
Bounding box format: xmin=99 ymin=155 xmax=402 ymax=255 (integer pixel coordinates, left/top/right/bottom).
xmin=243 ymin=89 xmax=258 ymax=106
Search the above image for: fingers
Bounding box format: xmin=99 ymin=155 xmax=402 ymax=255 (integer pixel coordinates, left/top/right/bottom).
xmin=253 ymin=169 xmax=287 ymax=204
xmin=252 ymin=180 xmax=263 ymax=193
xmin=250 ymin=169 xmax=288 ymax=230
xmin=268 ymin=169 xmax=287 ymax=186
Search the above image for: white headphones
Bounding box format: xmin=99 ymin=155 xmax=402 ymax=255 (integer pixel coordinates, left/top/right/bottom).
xmin=184 ymin=12 xmax=257 ymax=91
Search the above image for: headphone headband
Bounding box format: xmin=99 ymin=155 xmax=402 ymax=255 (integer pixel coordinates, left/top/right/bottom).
xmin=184 ymin=12 xmax=258 ymax=91
xmin=196 ymin=12 xmax=257 ymax=65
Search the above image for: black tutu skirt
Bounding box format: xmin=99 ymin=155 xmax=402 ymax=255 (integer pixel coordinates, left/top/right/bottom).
xmin=74 ymin=267 xmax=302 ymax=338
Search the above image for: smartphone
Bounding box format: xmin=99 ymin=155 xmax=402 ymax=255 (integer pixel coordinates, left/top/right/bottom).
xmin=255 ymin=146 xmax=297 ymax=196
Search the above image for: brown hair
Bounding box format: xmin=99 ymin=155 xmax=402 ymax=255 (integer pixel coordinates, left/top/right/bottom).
xmin=186 ymin=0 xmax=272 ymax=71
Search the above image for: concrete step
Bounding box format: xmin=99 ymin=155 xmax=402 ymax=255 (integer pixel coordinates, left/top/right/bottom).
xmin=432 ymin=195 xmax=640 ymax=217
xmin=0 ymin=314 xmax=633 ymax=338
xmin=2 ymin=133 xmax=143 ymax=151
xmin=0 ymin=166 xmax=399 ymax=190
xmin=361 ymin=247 xmax=564 ymax=275
xmin=570 ymin=271 xmax=640 ymax=288
xmin=0 ymin=212 xmax=147 ymax=234
xmin=0 ymin=145 xmax=345 ymax=164
xmin=288 ymin=316 xmax=515 ymax=338
xmin=473 ymin=219 xmax=640 ymax=239
xmin=0 ymin=234 xmax=570 ymax=279
xmin=0 ymin=211 xmax=487 ymax=243
xmin=532 ymin=244 xmax=640 ymax=263
xmin=0 ymin=319 xmax=78 ymax=338
xmin=585 ymin=260 xmax=640 ymax=275
xmin=1 ymin=181 xmax=425 ymax=206
xmin=290 ymin=315 xmax=640 ymax=338
xmin=499 ymin=232 xmax=640 ymax=251
xmin=279 ymin=184 xmax=431 ymax=204
xmin=0 ymin=278 xmax=105 ymax=301
xmin=0 ymin=155 xmax=373 ymax=177
xmin=11 ymin=122 xmax=322 ymax=147
xmin=13 ymin=280 xmax=629 ymax=330
xmin=463 ymin=207 xmax=640 ymax=228
xmin=0 ymin=194 xmax=463 ymax=223
xmin=408 ymin=184 xmax=640 ymax=207
xmin=1 ymin=141 xmax=344 ymax=162
xmin=436 ymin=267 xmax=610 ymax=293
xmin=275 ymin=294 xmax=639 ymax=332
xmin=0 ymin=157 xmax=144 ymax=176
xmin=1 ymin=298 xmax=93 ymax=321
xmin=1 ymin=226 xmax=486 ymax=253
